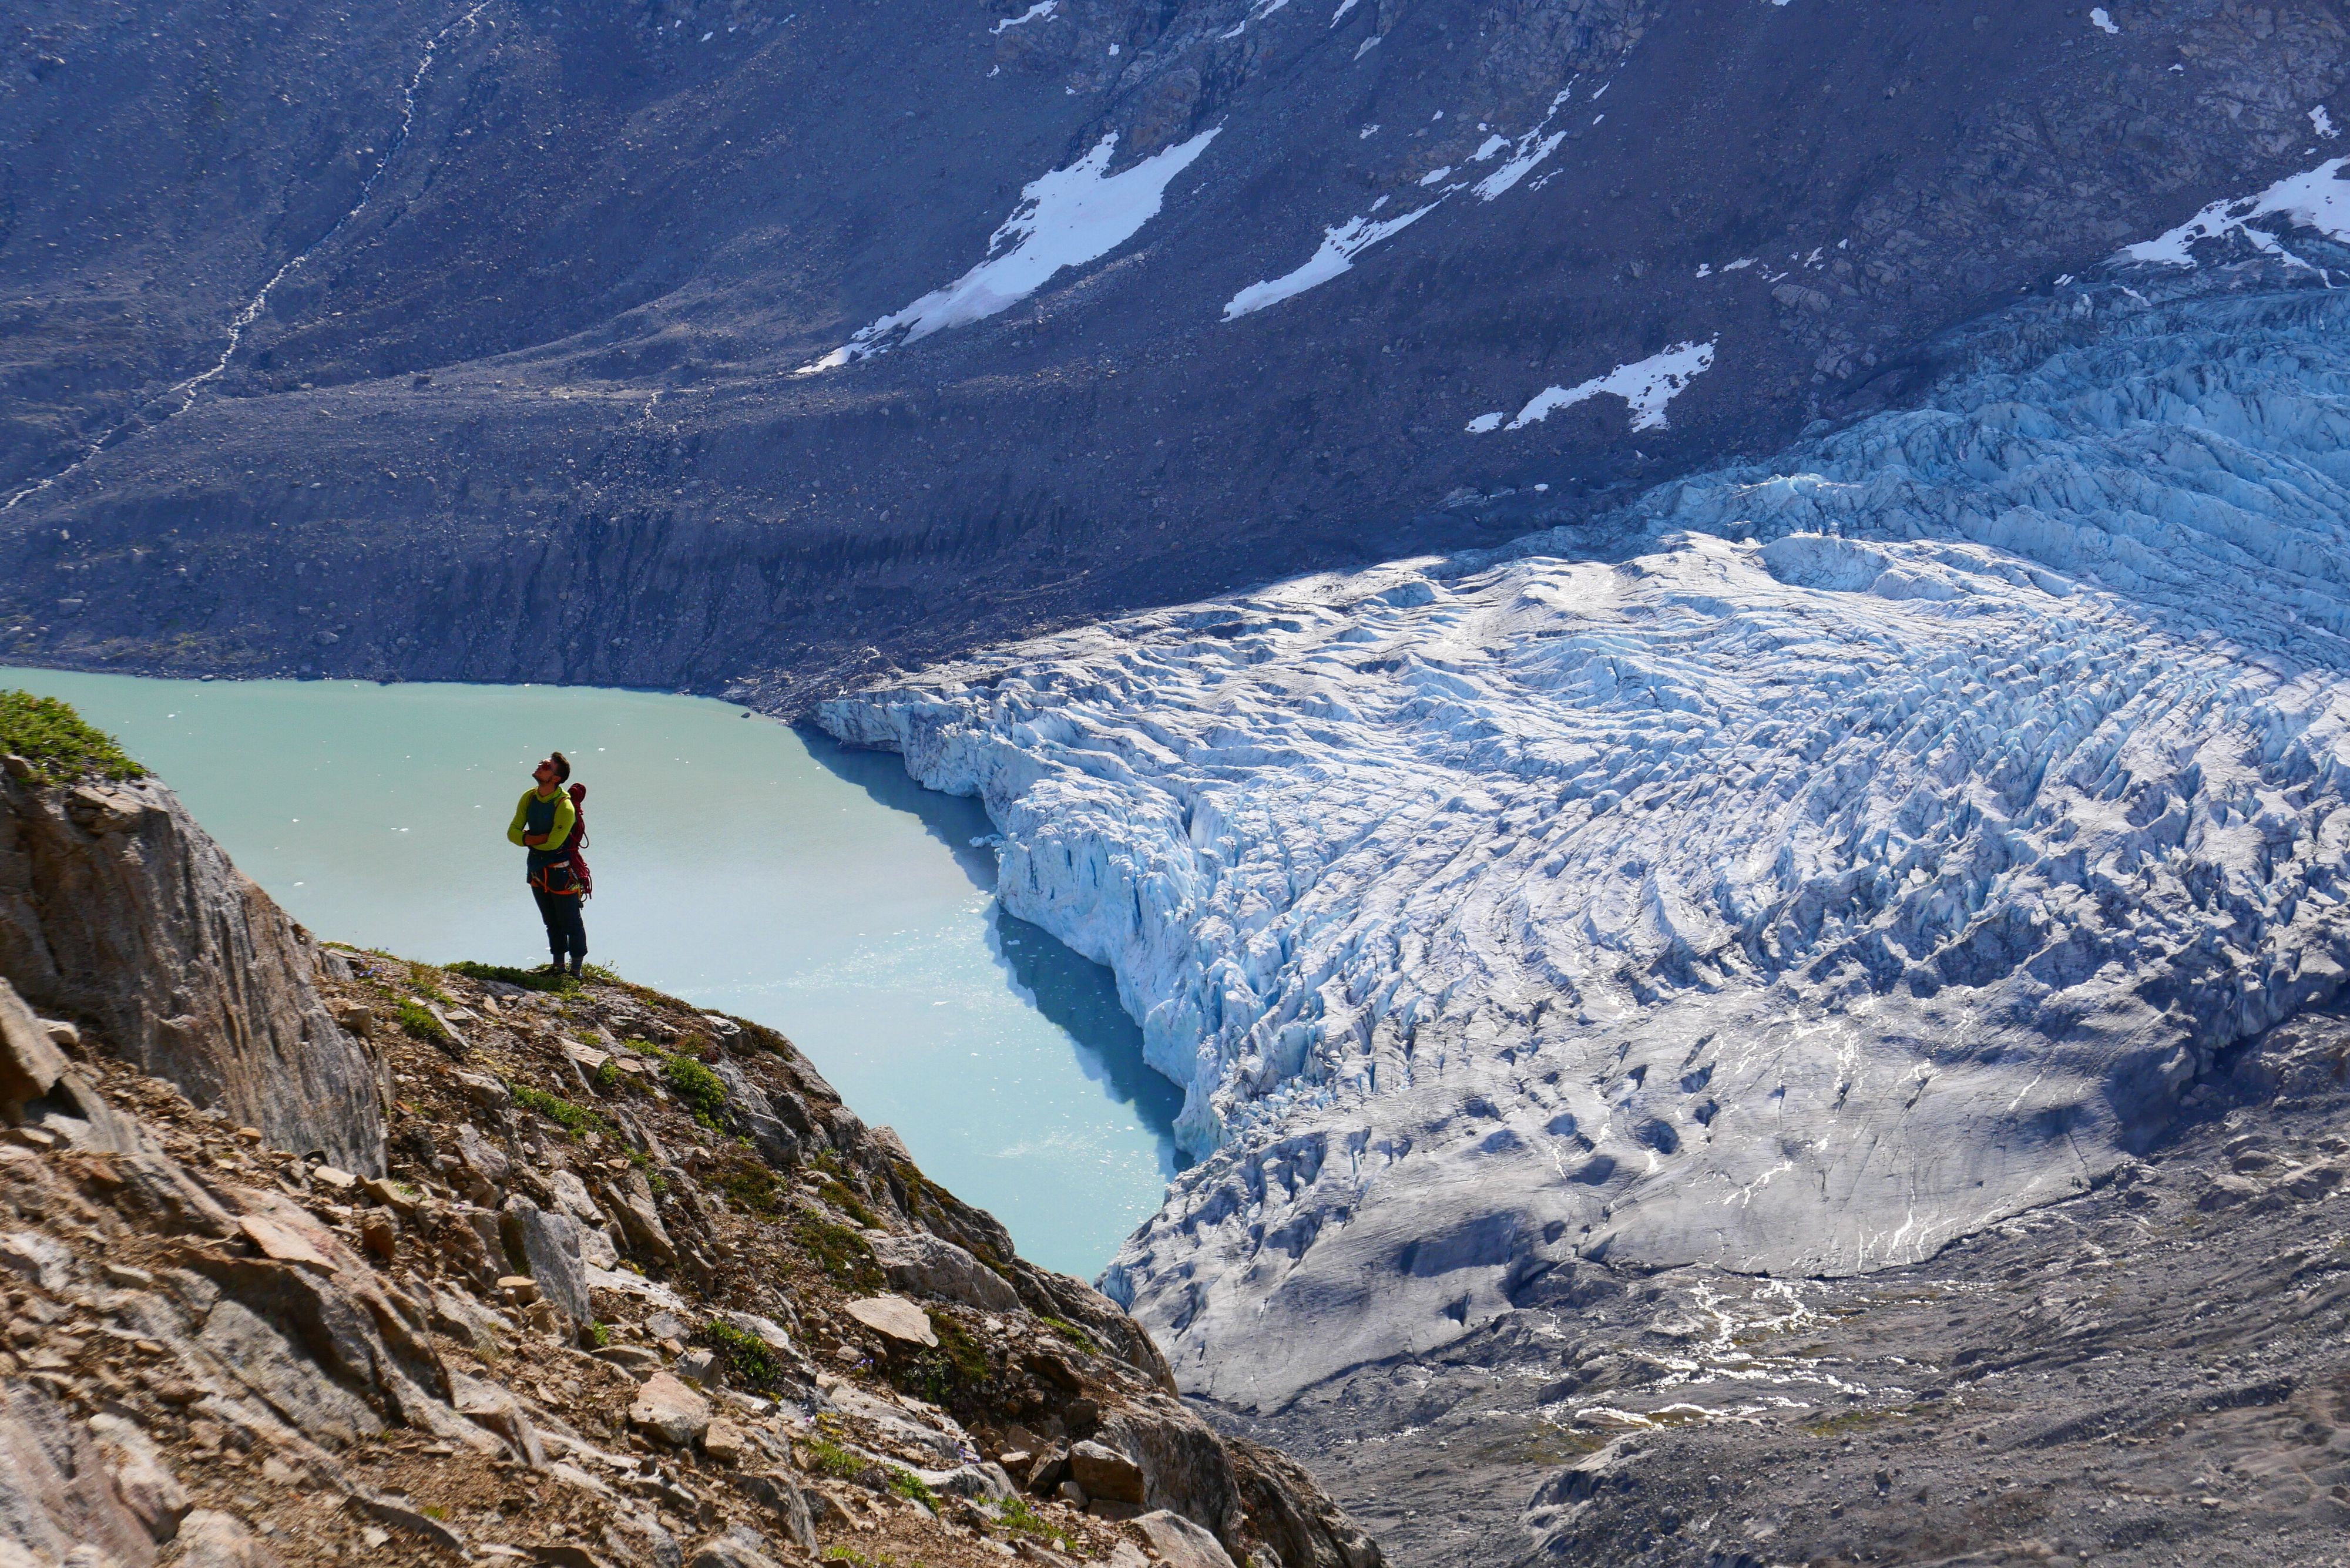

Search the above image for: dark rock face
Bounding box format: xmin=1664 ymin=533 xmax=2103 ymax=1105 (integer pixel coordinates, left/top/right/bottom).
xmin=0 ymin=772 xmax=384 ymax=1173
xmin=2 ymin=0 xmax=2344 ymax=700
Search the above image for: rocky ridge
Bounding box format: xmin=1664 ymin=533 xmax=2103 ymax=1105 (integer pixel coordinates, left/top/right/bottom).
xmin=0 ymin=739 xmax=1378 ymax=1568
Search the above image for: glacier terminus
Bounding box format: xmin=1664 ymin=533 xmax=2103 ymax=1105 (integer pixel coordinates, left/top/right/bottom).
xmin=825 ymin=264 xmax=2350 ymax=1407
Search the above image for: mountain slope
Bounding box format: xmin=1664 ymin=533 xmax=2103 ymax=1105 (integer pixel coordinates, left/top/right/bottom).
xmin=3 ymin=0 xmax=2346 ymax=696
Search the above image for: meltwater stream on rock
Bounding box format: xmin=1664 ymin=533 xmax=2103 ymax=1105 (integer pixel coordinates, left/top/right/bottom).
xmin=0 ymin=669 xmax=1184 ymax=1277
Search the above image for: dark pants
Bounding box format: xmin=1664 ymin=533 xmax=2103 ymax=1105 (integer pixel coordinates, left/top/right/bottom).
xmin=532 ymin=886 xmax=587 ymax=969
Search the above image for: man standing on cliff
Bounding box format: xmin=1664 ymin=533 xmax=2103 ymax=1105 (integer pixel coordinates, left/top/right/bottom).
xmin=508 ymin=751 xmax=587 ymax=978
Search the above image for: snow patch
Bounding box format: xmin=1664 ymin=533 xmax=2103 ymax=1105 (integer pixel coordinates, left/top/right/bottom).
xmin=2090 ymin=6 xmax=2119 ymax=32
xmin=798 ymin=129 xmax=1218 ymax=372
xmin=1474 ymin=339 xmax=1717 ymax=432
xmin=2117 ymin=156 xmax=2350 ymax=267
xmin=1223 ymin=202 xmax=1438 ymax=319
xmin=2315 ymin=106 xmax=2339 ymax=140
xmin=990 ymin=0 xmax=1055 ymax=32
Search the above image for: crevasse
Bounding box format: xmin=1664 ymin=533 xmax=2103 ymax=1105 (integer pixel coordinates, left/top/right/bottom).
xmin=820 ymin=271 xmax=2350 ymax=1404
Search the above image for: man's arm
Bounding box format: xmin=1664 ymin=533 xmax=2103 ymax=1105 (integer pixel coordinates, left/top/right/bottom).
xmin=543 ymin=794 xmax=576 ymax=851
xmin=507 ymin=793 xmax=532 ymax=848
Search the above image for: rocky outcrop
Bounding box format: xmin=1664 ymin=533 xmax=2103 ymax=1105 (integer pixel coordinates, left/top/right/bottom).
xmin=0 ymin=926 xmax=1380 ymax=1566
xmin=0 ymin=768 xmax=381 ymax=1174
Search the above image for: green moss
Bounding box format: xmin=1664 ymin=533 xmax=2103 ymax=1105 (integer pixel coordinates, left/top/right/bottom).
xmin=818 ymin=1179 xmax=881 ymax=1229
xmin=404 ymin=962 xmax=452 ymax=1003
xmin=800 ymin=1435 xmax=869 ymax=1480
xmin=652 ymin=1048 xmax=729 ymax=1129
xmin=996 ymin=1497 xmax=1071 ymax=1551
xmin=710 ymin=1153 xmax=785 ymax=1217
xmin=0 ymin=691 xmax=143 ymax=785
xmin=583 ymin=1320 xmax=609 ymax=1348
xmin=1040 ymin=1317 xmax=1102 ymax=1358
xmin=509 ymin=1082 xmax=617 ymax=1141
xmin=701 ymin=1318 xmax=785 ymax=1391
xmin=395 ymin=998 xmax=448 ymax=1043
xmin=884 ymin=1466 xmax=937 ymax=1512
xmin=899 ymin=1311 xmax=991 ymax=1407
xmin=448 ymin=960 xmax=575 ymax=993
xmin=793 ymin=1214 xmax=882 ymax=1292
xmin=593 ymin=1059 xmax=622 ymax=1093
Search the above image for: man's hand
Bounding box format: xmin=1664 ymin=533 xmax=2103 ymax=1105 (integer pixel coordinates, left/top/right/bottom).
xmin=523 ymin=831 xmax=548 ymax=847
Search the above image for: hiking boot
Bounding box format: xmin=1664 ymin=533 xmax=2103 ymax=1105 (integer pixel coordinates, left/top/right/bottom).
xmin=567 ymin=958 xmax=585 ymax=979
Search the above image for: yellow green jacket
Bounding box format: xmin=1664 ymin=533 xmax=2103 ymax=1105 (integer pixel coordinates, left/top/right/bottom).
xmin=507 ymin=786 xmax=576 ymax=874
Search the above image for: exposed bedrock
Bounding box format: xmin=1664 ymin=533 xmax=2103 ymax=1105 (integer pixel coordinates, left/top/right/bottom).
xmin=822 ymin=268 xmax=2350 ymax=1405
xmin=0 ymin=768 xmax=384 ymax=1175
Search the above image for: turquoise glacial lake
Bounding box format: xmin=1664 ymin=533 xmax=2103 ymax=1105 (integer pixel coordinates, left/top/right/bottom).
xmin=4 ymin=669 xmax=1182 ymax=1277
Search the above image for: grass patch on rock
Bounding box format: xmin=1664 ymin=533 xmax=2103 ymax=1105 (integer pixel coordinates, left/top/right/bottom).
xmin=884 ymin=1465 xmax=937 ymax=1512
xmin=509 ymin=1082 xmax=617 ymax=1141
xmin=799 ymin=1435 xmax=869 ymax=1481
xmin=793 ymin=1213 xmax=883 ymax=1292
xmin=710 ymin=1152 xmax=785 ymax=1217
xmin=899 ymin=1312 xmax=992 ymax=1408
xmin=997 ymin=1496 xmax=1072 ymax=1552
xmin=700 ymin=1318 xmax=787 ymax=1390
xmin=448 ymin=959 xmax=575 ymax=993
xmin=0 ymin=691 xmax=143 ymax=785
xmin=395 ymin=998 xmax=448 ymax=1043
xmin=653 ymin=1047 xmax=729 ymax=1129
xmin=1039 ymin=1317 xmax=1102 ymax=1358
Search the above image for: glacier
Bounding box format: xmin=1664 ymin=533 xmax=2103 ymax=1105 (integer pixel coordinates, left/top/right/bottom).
xmin=820 ymin=265 xmax=2350 ymax=1405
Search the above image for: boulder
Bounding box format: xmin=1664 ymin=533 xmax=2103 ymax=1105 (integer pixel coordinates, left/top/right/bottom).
xmin=711 ymin=1061 xmax=802 ymax=1169
xmin=237 ymin=1215 xmax=334 ymax=1274
xmin=864 ymin=1228 xmax=1020 ymax=1314
xmin=448 ymin=1371 xmax=546 ymax=1468
xmin=1094 ymin=1406 xmax=1247 ymax=1547
xmin=1133 ymin=1510 xmax=1239 ymax=1568
xmin=0 ymin=1381 xmax=165 ymax=1565
xmin=0 ymin=774 xmax=382 ymax=1174
xmin=500 ymin=1198 xmax=591 ymax=1325
xmin=0 ymin=979 xmax=68 ymax=1122
xmin=88 ymin=1412 xmax=188 ymax=1543
xmin=629 ymin=1372 xmax=712 ymax=1448
xmin=1067 ymin=1440 xmax=1146 ymax=1505
xmin=173 ymin=1510 xmax=284 ymax=1568
xmin=717 ymin=1309 xmax=793 ymax=1353
xmin=703 ymin=1418 xmax=748 ymax=1465
xmin=457 ymin=1123 xmax=511 ymax=1186
xmin=686 ymin=1529 xmax=787 ymax=1568
xmin=0 ymin=1230 xmax=72 ymax=1292
xmin=730 ymin=1471 xmax=818 ymax=1552
xmin=596 ymin=1169 xmax=676 ymax=1265
xmin=844 ymin=1294 xmax=936 ymax=1348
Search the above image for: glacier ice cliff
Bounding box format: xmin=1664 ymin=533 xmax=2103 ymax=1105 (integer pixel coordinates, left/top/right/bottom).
xmin=821 ymin=268 xmax=2350 ymax=1406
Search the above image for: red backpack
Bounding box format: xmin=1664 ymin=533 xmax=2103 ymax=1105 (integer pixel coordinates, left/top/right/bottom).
xmin=566 ymin=782 xmax=594 ymax=900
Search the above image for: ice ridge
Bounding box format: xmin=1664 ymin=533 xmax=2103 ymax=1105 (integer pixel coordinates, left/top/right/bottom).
xmin=820 ymin=277 xmax=2350 ymax=1404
